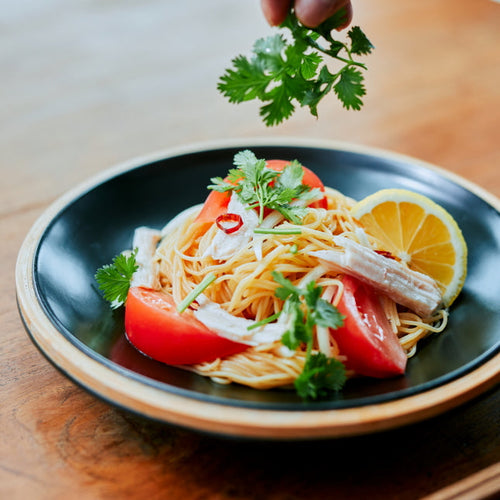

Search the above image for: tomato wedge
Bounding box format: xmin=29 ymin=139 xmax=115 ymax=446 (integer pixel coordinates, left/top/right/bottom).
xmin=332 ymin=276 xmax=407 ymax=378
xmin=124 ymin=287 xmax=248 ymax=365
xmin=194 ymin=159 xmax=328 ymax=232
xmin=194 ymin=189 xmax=231 ymax=231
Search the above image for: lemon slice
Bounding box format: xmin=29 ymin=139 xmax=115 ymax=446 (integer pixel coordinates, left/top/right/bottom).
xmin=351 ymin=188 xmax=467 ymax=307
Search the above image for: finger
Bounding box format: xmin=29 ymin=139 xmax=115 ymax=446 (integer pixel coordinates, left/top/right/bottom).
xmin=261 ymin=0 xmax=293 ymax=26
xmin=335 ymin=2 xmax=353 ymax=31
xmin=294 ymin=0 xmax=352 ymax=28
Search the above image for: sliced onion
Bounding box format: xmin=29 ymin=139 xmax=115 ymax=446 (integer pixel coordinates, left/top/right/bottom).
xmin=216 ymin=213 xmax=244 ymax=234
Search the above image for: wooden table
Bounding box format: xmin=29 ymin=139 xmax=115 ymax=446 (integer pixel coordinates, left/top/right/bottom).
xmin=2 ymin=1 xmax=499 ymax=498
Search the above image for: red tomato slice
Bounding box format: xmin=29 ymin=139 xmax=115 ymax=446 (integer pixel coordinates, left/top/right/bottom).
xmin=332 ymin=276 xmax=407 ymax=378
xmin=193 ymin=159 xmax=328 ymax=232
xmin=124 ymin=287 xmax=248 ymax=365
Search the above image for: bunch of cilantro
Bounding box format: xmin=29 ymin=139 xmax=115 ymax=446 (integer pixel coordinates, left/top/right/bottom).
xmin=208 ymin=149 xmax=319 ymax=225
xmin=218 ymin=9 xmax=373 ymax=126
xmin=95 ymin=250 xmax=138 ymax=309
xmin=273 ymin=271 xmax=346 ymax=400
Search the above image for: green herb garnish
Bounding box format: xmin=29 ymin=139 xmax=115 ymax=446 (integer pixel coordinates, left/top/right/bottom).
xmin=176 ymin=272 xmax=217 ymax=313
xmin=208 ymin=150 xmax=319 ymax=224
xmin=272 ymin=271 xmax=346 ymax=399
xmin=218 ymin=9 xmax=374 ymax=126
xmin=254 ymin=227 xmax=302 ymax=235
xmin=247 ymin=312 xmax=281 ymax=331
xmin=95 ymin=251 xmax=138 ymax=309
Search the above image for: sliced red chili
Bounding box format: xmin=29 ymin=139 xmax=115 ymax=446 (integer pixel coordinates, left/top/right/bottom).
xmin=216 ymin=213 xmax=244 ymax=234
xmin=375 ymin=250 xmax=397 ymax=260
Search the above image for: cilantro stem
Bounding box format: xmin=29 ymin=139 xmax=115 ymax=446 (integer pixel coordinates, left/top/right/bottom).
xmin=254 ymin=227 xmax=302 ymax=235
xmin=247 ymin=312 xmax=281 ymax=330
xmin=177 ymin=273 xmax=216 ymax=313
xmin=306 ymin=36 xmax=366 ymax=69
xmin=335 ymin=56 xmax=366 ymax=69
xmin=258 ymin=183 xmax=266 ymax=223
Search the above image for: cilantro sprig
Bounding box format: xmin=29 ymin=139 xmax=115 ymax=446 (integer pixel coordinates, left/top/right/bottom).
xmin=95 ymin=251 xmax=138 ymax=309
xmin=218 ymin=9 xmax=374 ymax=126
xmin=272 ymin=271 xmax=346 ymax=400
xmin=208 ymin=150 xmax=319 ymax=224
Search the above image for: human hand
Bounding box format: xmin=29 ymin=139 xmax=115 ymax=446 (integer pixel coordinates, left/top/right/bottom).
xmin=261 ymin=0 xmax=353 ymax=29
xmin=261 ymin=0 xmax=352 ymax=29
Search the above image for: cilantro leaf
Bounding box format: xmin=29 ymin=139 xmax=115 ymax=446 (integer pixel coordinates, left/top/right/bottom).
xmin=273 ymin=270 xmax=301 ymax=300
xmin=95 ymin=251 xmax=138 ymax=309
xmin=300 ymin=51 xmax=322 ymax=80
xmin=348 ymin=26 xmax=375 ymax=55
xmin=312 ymin=296 xmax=345 ymax=329
xmin=218 ymin=9 xmax=373 ymax=126
xmin=295 ymin=353 xmax=347 ymax=399
xmin=208 ymin=150 xmax=313 ymax=224
xmin=334 ymin=67 xmax=366 ymax=110
xmin=272 ymin=271 xmax=347 ymax=399
xmin=276 ymin=160 xmax=305 ymax=191
xmin=259 ymin=77 xmax=297 ymax=127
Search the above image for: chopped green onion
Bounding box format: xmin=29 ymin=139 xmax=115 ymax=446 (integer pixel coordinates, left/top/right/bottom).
xmin=289 ymin=243 xmax=298 ymax=254
xmin=254 ymin=227 xmax=302 ymax=235
xmin=247 ymin=312 xmax=281 ymax=330
xmin=177 ymin=272 xmax=217 ymax=313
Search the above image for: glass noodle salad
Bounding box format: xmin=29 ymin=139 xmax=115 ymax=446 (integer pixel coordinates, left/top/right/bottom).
xmin=96 ymin=150 xmax=467 ymax=400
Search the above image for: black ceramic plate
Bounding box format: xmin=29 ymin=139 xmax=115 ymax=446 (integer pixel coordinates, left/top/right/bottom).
xmin=16 ymin=140 xmax=500 ymax=439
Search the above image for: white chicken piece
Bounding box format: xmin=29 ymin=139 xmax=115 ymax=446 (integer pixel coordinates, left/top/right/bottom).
xmin=130 ymin=226 xmax=162 ymax=289
xmin=203 ymin=193 xmax=259 ymax=261
xmin=309 ymin=236 xmax=442 ymax=317
xmin=194 ymin=295 xmax=287 ymax=346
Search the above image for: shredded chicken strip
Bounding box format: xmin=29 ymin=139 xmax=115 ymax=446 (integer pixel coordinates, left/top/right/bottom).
xmin=202 ymin=194 xmax=259 ymax=261
xmin=309 ymin=236 xmax=442 ymax=317
xmin=194 ymin=295 xmax=287 ymax=346
xmin=130 ymin=226 xmax=161 ymax=289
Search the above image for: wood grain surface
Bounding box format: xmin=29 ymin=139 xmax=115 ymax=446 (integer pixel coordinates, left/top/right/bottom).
xmin=2 ymin=0 xmax=499 ymax=498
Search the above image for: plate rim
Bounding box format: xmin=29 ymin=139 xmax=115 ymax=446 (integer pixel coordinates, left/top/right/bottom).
xmin=15 ymin=138 xmax=500 ymax=439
